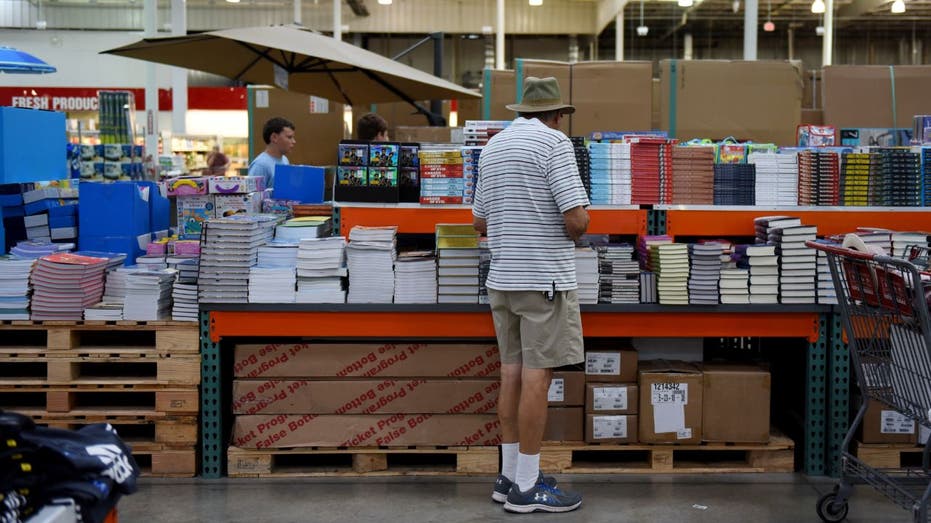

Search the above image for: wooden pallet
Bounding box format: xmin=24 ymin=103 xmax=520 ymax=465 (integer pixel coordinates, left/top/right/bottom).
xmin=227 ymin=445 xmax=498 ymax=478
xmin=132 ymin=448 xmax=197 ymax=477
xmin=0 ymin=385 xmax=199 ymax=416
xmin=0 ymin=321 xmax=199 ymax=356
xmin=854 ymin=442 xmax=926 ymax=469
xmin=36 ymin=415 xmax=199 ymax=449
xmin=540 ymin=434 xmax=795 ymax=474
xmin=0 ymin=350 xmax=200 ymax=386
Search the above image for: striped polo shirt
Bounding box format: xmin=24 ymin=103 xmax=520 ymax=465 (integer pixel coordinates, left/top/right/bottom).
xmin=473 ymin=117 xmax=590 ymax=291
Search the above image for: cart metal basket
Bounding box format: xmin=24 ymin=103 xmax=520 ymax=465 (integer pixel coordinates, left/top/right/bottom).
xmin=808 ymin=241 xmax=931 ymax=522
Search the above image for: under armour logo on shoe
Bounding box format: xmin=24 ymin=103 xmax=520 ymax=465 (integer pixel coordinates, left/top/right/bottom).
xmin=534 ymin=493 xmax=549 ymax=502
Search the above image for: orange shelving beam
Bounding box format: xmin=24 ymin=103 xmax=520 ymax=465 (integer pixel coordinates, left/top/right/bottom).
xmin=665 ymin=208 xmax=931 ymax=238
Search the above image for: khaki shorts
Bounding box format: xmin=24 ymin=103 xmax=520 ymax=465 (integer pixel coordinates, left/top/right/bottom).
xmin=488 ymin=289 xmax=584 ymax=369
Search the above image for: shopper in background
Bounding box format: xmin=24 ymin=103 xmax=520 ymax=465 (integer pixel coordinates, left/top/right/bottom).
xmin=356 ymin=112 xmax=389 ymax=141
xmin=248 ymin=116 xmax=295 ymax=188
xmin=205 ymin=145 xmax=230 ymax=176
xmin=472 ymin=76 xmax=589 ymax=514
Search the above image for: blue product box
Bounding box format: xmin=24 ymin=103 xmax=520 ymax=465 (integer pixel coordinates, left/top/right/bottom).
xmin=0 ymin=218 xmax=4 ymax=255
xmin=1 ymin=205 xmax=24 ymax=218
xmin=79 ymin=181 xmax=150 ymax=238
xmin=49 ymin=215 xmax=77 ymax=229
xmin=138 ymin=181 xmax=170 ymax=235
xmin=49 ymin=202 xmax=78 ymax=218
xmin=24 ymin=199 xmax=62 ymax=216
xmin=0 ymin=108 xmax=67 ymax=183
xmin=78 ymin=235 xmax=147 ymax=266
xmin=273 ymin=164 xmax=325 ymax=203
xmin=0 ymin=194 xmax=21 ymax=207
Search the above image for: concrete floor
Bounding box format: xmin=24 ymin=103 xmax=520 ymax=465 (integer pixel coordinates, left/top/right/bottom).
xmin=118 ymin=473 xmax=915 ymax=522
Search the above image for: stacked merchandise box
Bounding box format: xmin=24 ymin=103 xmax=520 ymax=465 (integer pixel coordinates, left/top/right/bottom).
xmin=545 ymin=370 xmax=585 ymax=442
xmin=860 ymin=400 xmax=917 ymax=444
xmin=638 ymin=360 xmax=703 ymax=444
xmin=822 ymin=66 xmax=931 ymax=132
xmin=584 ymin=347 xmax=638 ymax=443
xmin=210 ymin=176 xmax=267 ymax=218
xmin=230 ymin=342 xmax=503 ymax=449
xmin=420 ymin=148 xmax=465 ymax=204
xmin=702 ymin=364 xmax=771 ymax=443
xmin=78 ymin=182 xmax=152 ymax=265
xmin=168 ymin=177 xmax=211 ymax=240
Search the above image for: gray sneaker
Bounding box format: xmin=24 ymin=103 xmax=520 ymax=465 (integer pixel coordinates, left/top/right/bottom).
xmin=503 ymin=480 xmax=582 ymax=513
xmin=491 ymin=473 xmax=557 ymax=503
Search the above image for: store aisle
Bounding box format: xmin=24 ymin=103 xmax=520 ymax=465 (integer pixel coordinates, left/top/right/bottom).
xmin=119 ymin=474 xmax=906 ymax=522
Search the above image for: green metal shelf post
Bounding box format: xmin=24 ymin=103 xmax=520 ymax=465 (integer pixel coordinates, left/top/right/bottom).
xmin=826 ymin=312 xmax=849 ymax=477
xmin=805 ymin=314 xmax=829 ymax=475
xmin=200 ymin=310 xmax=224 ymax=478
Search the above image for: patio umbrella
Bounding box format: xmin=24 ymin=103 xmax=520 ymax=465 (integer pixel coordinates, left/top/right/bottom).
xmin=102 ymin=25 xmax=479 ymax=107
xmin=0 ymin=46 xmax=56 ymax=74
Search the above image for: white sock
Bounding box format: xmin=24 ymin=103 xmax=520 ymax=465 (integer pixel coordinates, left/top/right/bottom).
xmin=501 ymin=442 xmax=519 ymax=481
xmin=515 ymin=452 xmax=540 ymax=493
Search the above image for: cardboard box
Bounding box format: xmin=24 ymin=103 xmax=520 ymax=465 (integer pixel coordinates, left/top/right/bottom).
xmin=701 ymin=363 xmax=770 ymax=443
xmin=585 ymin=349 xmax=638 ymax=383
xmin=544 ymin=407 xmax=584 ymax=442
xmin=208 ymin=176 xmax=265 ymax=194
xmin=659 ymin=60 xmax=802 ymax=145
xmin=214 ymin=192 xmax=264 ymax=217
xmin=393 ymin=126 xmax=462 ymax=144
xmin=232 ymin=379 xmax=499 ymax=415
xmin=232 ymin=414 xmax=501 ymax=448
xmin=823 ymin=65 xmax=931 ymax=130
xmin=586 ymin=414 xmax=638 ymax=444
xmin=250 ymin=87 xmax=345 ymax=167
xmin=515 ymin=60 xmax=571 ymax=135
xmin=570 ymin=61 xmax=653 ymax=136
xmin=482 ymin=69 xmax=516 ymax=121
xmin=176 ymin=195 xmax=215 ymax=240
xmin=586 ymin=383 xmax=638 ymax=415
xmin=233 ymin=343 xmax=500 ymax=378
xmin=801 ymin=109 xmax=824 ymax=126
xmin=638 ymin=360 xmax=703 ymax=444
xmin=548 ymin=371 xmax=585 ymax=406
xmin=861 ymin=401 xmax=917 ymax=444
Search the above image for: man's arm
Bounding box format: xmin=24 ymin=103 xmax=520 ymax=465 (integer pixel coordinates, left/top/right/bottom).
xmin=473 ymin=216 xmax=487 ymax=235
xmin=563 ymin=205 xmax=589 ymax=242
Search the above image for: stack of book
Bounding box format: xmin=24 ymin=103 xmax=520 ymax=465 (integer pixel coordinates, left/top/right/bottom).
xmin=10 ymin=240 xmax=72 ymax=259
xmin=84 ymin=301 xmax=124 ymax=320
xmin=478 ymin=238 xmax=491 ymax=305
xmin=891 ymin=231 xmax=931 ymax=258
xmin=588 ymin=142 xmax=631 ymax=205
xmin=31 ymin=253 xmax=108 ymax=320
xmin=274 ymin=216 xmax=333 ymax=242
xmin=463 ymin=120 xmax=509 ymax=146
xmin=749 ymin=152 xmax=799 ymax=207
xmin=719 ymin=268 xmax=750 ymax=304
xmin=840 ymin=152 xmax=878 ymax=206
xmin=814 ymin=239 xmax=838 ymax=305
xmin=771 ymin=224 xmax=819 ymax=304
xmin=878 ymin=149 xmax=922 ymax=207
xmin=738 ymin=244 xmax=779 ymax=305
xmin=629 ymin=137 xmax=671 ymax=205
xmin=854 ymin=227 xmax=892 ymax=254
xmin=123 ymin=269 xmax=176 ymax=320
xmin=134 ymin=254 xmax=168 ymax=271
xmin=798 ymin=150 xmax=840 ymax=206
xmin=461 ymin=147 xmax=482 ymax=205
xmin=638 ymin=235 xmax=673 ymax=271
xmin=640 ymin=272 xmax=657 ymax=304
xmin=687 ymin=242 xmax=724 ymax=305
xmin=296 ymin=237 xmax=347 ymax=303
xmin=257 ymin=243 xmax=300 ymax=268
xmin=671 ymin=145 xmax=715 ymax=204
xmin=436 ymin=224 xmax=480 ymax=304
xmin=198 ymin=215 xmax=277 ymax=304
xmin=171 ymin=256 xmax=201 ymax=321
xmin=0 ymin=258 xmax=35 ymax=320
xmin=394 ymin=251 xmax=437 ymax=304
xmin=346 ymin=226 xmax=397 ymax=303
xmin=249 ymin=266 xmax=296 ymax=303
xmin=649 ymin=243 xmax=689 ymax=305
xmin=575 ymin=247 xmax=600 ymax=304
xmin=87 ymin=266 xmax=135 ymax=320
xmin=419 ymin=149 xmax=465 ymax=204
xmin=922 ymin=147 xmax=931 ymax=206
xmin=596 ymin=243 xmax=639 ymax=304
xmin=713 ymin=164 xmax=756 ymax=206
xmin=570 ymin=137 xmax=591 ymax=199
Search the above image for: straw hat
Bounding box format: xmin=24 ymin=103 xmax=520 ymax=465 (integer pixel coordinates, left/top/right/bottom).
xmin=506 ymin=76 xmax=575 ymax=114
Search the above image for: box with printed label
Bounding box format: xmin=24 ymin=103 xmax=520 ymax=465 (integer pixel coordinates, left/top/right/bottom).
xmin=233 ymin=343 xmax=500 ymax=379
xmin=638 ymin=360 xmax=702 ymax=444
xmin=232 ymin=379 xmax=499 ymax=415
xmin=586 ymin=383 xmax=638 ymax=415
xmin=208 ymin=175 xmax=266 ymax=194
xmin=861 ymin=400 xmax=917 ymax=444
xmin=548 ymin=371 xmax=585 ymax=406
xmin=214 ymin=192 xmax=264 ymax=217
xmin=585 ymin=349 xmax=638 ymax=383
xmin=586 ymin=414 xmax=638 ymax=444
xmin=702 ymin=363 xmax=770 ymax=443
xmin=232 ymin=414 xmax=501 ymax=448
xmin=176 ymin=195 xmax=215 ymax=239
xmin=544 ymin=407 xmax=584 ymax=442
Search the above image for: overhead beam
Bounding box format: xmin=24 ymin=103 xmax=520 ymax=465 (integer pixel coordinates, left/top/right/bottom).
xmin=837 ymin=0 xmax=888 ymax=17
xmin=596 ymin=0 xmax=629 ymax=35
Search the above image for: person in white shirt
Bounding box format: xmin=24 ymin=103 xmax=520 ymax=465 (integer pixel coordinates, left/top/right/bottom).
xmin=248 ymin=117 xmax=295 ymax=189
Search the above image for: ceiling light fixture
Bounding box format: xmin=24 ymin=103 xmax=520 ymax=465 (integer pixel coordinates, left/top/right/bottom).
xmin=637 ymin=0 xmax=649 ymax=36
xmin=815 ymin=25 xmax=825 ymax=35
xmin=678 ymin=0 xmax=694 ymax=7
xmin=891 ymin=0 xmax=905 ymax=13
xmin=378 ymin=0 xmax=392 ymax=5
xmin=529 ymin=0 xmax=543 ymax=6
xmin=763 ymin=0 xmax=775 ymax=31
xmin=811 ymin=0 xmax=825 ymax=13
xmin=225 ymin=0 xmax=240 ymax=3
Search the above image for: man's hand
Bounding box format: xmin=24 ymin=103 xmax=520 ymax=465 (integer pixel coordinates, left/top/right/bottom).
xmin=473 ymin=216 xmax=488 ymax=235
xmin=563 ymin=206 xmax=589 ymax=241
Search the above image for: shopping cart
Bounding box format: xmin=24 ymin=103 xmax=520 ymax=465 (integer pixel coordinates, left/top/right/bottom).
xmin=808 ymin=241 xmax=931 ymax=522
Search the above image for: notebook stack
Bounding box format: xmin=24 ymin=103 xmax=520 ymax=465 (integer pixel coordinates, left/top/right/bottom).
xmin=123 ymin=269 xmax=176 ymax=320
xmin=649 ymin=243 xmax=689 ymax=305
xmin=640 ymin=272 xmax=657 ymax=304
xmin=575 ymin=247 xmax=600 ymax=304
xmin=31 ymin=253 xmax=108 ymax=320
xmin=171 ymin=255 xmax=201 ymax=321
xmin=10 ymin=240 xmax=72 ymax=259
xmin=878 ymin=149 xmax=922 ymax=207
xmin=570 ymin=137 xmax=591 ymax=199
xmin=346 ymin=226 xmax=397 ymax=303
xmin=198 ymin=215 xmax=277 ymax=304
xmin=296 ymin=237 xmax=347 ymax=303
xmin=0 ymin=258 xmax=35 ymax=320
xmin=629 ymin=137 xmax=671 ymax=205
xmin=749 ymin=152 xmax=799 ymax=206
xmin=249 ymin=267 xmax=296 ymax=303
xmin=394 ymin=251 xmax=437 ymax=304
xmin=638 ymin=235 xmax=673 ymax=272
xmin=596 ymin=243 xmax=639 ymax=304
xmin=891 ymin=231 xmax=931 ymax=258
xmin=771 ymin=224 xmax=818 ymax=304
xmin=737 ymin=244 xmax=779 ymax=305
xmin=671 ymin=146 xmax=715 ymax=204
xmin=463 ymin=120 xmax=509 ymax=146
xmin=718 ymin=268 xmax=750 ymax=304
xmin=419 ymin=149 xmax=466 ymax=204
xmin=688 ymin=242 xmax=724 ymax=305
xmin=478 ymin=238 xmax=491 ymax=305
xmin=813 ymin=239 xmax=838 ymax=305
xmin=588 ymin=142 xmax=631 ymax=205
xmin=840 ymin=152 xmax=879 ymax=206
xmin=713 ymin=164 xmax=756 ymax=205
xmin=274 ymin=216 xmax=333 ymax=242
xmin=436 ymin=224 xmax=480 ymax=304
xmin=88 ymin=266 xmax=134 ymax=320
xmin=135 ymin=254 xmax=168 ymax=271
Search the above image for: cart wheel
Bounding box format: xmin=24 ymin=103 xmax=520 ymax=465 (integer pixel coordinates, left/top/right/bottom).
xmin=816 ymin=492 xmax=849 ymax=522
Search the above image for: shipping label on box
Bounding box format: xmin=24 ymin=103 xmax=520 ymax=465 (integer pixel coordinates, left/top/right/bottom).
xmin=587 ymin=383 xmax=638 ymax=414
xmin=548 ymin=371 xmax=585 ymax=406
xmin=881 ymin=410 xmax=915 ymax=434
xmin=639 ymin=360 xmax=702 ymax=444
xmin=585 ymin=414 xmax=638 ymax=444
xmin=232 ymin=379 xmax=499 ymax=415
xmin=585 ymin=350 xmax=638 ymax=382
xmin=232 ymin=414 xmax=501 ymax=449
xmin=233 ymin=343 xmax=500 ymax=378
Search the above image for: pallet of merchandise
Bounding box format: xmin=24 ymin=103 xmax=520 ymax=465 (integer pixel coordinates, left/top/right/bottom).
xmin=540 ymin=432 xmax=794 ymax=474
xmin=227 ymin=445 xmax=498 ymax=478
xmin=0 ymin=349 xmax=200 ymax=386
xmin=0 ymin=320 xmax=199 ymax=356
xmin=36 ymin=414 xmax=199 ymax=448
xmin=0 ymin=384 xmax=198 ymax=416
xmin=853 ymin=441 xmax=925 ymax=469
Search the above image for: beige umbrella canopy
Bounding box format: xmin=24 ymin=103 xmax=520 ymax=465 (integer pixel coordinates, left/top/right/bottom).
xmin=103 ymin=25 xmax=479 ymax=106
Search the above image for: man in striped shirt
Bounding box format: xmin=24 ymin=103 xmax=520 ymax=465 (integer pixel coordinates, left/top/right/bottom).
xmin=473 ymin=76 xmax=590 ymax=514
